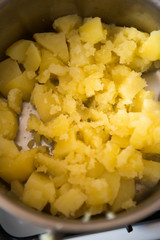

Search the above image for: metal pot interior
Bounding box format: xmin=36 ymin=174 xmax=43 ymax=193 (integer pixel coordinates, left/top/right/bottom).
xmin=0 ymin=0 xmax=160 ymax=233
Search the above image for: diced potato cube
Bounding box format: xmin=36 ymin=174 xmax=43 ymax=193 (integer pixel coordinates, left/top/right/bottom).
xmin=31 ymin=84 xmax=61 ymax=122
xmin=117 ymin=146 xmax=144 ymax=178
xmin=6 ymin=40 xmax=31 ymax=62
xmin=141 ymin=159 xmax=160 ymax=186
xmin=54 ymin=188 xmax=86 ymax=217
xmin=0 ymin=147 xmax=37 ymax=183
xmin=6 ymin=40 xmax=41 ymax=71
xmin=53 ymin=130 xmax=78 ymax=157
xmin=11 ymin=180 xmax=24 ymax=199
xmin=27 ymin=114 xmax=69 ymax=139
xmin=87 ymin=161 xmax=105 ymax=178
xmin=34 ymin=32 xmax=69 ymax=63
xmin=129 ymin=56 xmax=152 ymax=73
xmin=111 ymin=135 xmax=130 ymax=148
xmin=0 ymin=58 xmax=21 ymax=90
xmin=111 ymin=178 xmax=136 ymax=212
xmin=68 ymin=33 xmax=91 ymax=67
xmin=95 ymin=41 xmax=113 ymax=64
xmin=79 ymin=125 xmax=103 ymax=148
xmin=44 ymin=113 xmax=69 ymax=138
xmin=62 ymin=94 xmax=76 ymax=114
xmin=131 ymin=89 xmax=155 ymax=112
xmin=103 ymin=172 xmax=121 ymax=205
xmin=53 ymin=14 xmax=82 ymax=35
xmin=23 ymin=42 xmax=41 ymax=71
xmin=49 ymin=63 xmax=68 ymax=76
xmin=39 ymin=49 xmax=62 ymax=73
xmin=0 ymin=99 xmax=18 ymax=139
xmin=22 ymin=172 xmax=56 ymax=211
xmin=0 ymin=135 xmax=19 ymax=158
xmin=113 ymin=40 xmax=136 ymax=65
xmin=83 ymin=72 xmax=104 ymax=97
xmin=79 ymin=17 xmax=106 ymax=44
xmin=138 ymin=30 xmax=160 ymax=61
xmin=109 ymin=110 xmax=132 ymax=137
xmin=83 ymin=178 xmax=110 ymax=205
xmin=97 ymin=141 xmax=120 ymax=172
xmin=34 ymin=152 xmax=67 ymax=176
xmin=57 ymin=183 xmax=72 ymax=197
xmin=112 ymin=65 xmax=146 ymax=101
xmin=130 ymin=115 xmax=152 ymax=149
xmin=8 ymin=88 xmax=23 ymax=114
xmin=0 ymin=71 xmax=36 ymax=101
xmin=119 ymin=71 xmax=146 ymax=101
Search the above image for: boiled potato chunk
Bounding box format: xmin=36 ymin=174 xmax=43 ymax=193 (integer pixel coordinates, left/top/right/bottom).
xmin=22 ymin=172 xmax=56 ymax=211
xmin=31 ymin=83 xmax=61 ymax=122
xmin=79 ymin=17 xmax=106 ymax=44
xmin=6 ymin=40 xmax=31 ymax=62
xmin=54 ymin=188 xmax=86 ymax=217
xmin=34 ymin=153 xmax=67 ymax=177
xmin=141 ymin=159 xmax=160 ymax=186
xmin=117 ymin=146 xmax=144 ymax=178
xmin=103 ymin=172 xmax=121 ymax=205
xmin=0 ymin=58 xmax=21 ymax=94
xmin=53 ymin=130 xmax=78 ymax=157
xmin=112 ymin=65 xmax=146 ymax=102
xmin=11 ymin=180 xmax=24 ymax=199
xmin=37 ymin=49 xmax=63 ymax=83
xmin=23 ymin=42 xmax=41 ymax=71
xmin=6 ymin=40 xmax=41 ymax=71
xmin=97 ymin=141 xmax=120 ymax=172
xmin=83 ymin=178 xmax=111 ymax=205
xmin=53 ymin=14 xmax=82 ymax=35
xmin=27 ymin=114 xmax=70 ymax=139
xmin=8 ymin=88 xmax=22 ymax=114
xmin=139 ymin=30 xmax=160 ymax=61
xmin=0 ymin=146 xmax=37 ymax=183
xmin=0 ymin=99 xmax=18 ymax=139
xmin=39 ymin=49 xmax=62 ymax=73
xmin=111 ymin=178 xmax=136 ymax=212
xmin=34 ymin=32 xmax=69 ymax=63
xmin=0 ymin=71 xmax=36 ymax=101
xmin=0 ymin=135 xmax=19 ymax=158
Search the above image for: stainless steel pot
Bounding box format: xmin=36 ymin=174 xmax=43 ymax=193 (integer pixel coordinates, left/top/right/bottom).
xmin=0 ymin=0 xmax=160 ymax=234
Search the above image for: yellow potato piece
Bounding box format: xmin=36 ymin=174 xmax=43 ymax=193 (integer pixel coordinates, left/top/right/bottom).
xmin=0 ymin=145 xmax=37 ymax=183
xmin=111 ymin=178 xmax=136 ymax=212
xmin=139 ymin=30 xmax=160 ymax=61
xmin=34 ymin=32 xmax=69 ymax=63
xmin=141 ymin=159 xmax=160 ymax=186
xmin=22 ymin=172 xmax=56 ymax=211
xmin=0 ymin=58 xmax=21 ymax=93
xmin=6 ymin=40 xmax=41 ymax=71
xmin=8 ymin=88 xmax=23 ymax=115
xmin=0 ymin=71 xmax=36 ymax=101
xmin=54 ymin=188 xmax=86 ymax=217
xmin=53 ymin=14 xmax=82 ymax=35
xmin=0 ymin=99 xmax=18 ymax=139
xmin=79 ymin=17 xmax=106 ymax=44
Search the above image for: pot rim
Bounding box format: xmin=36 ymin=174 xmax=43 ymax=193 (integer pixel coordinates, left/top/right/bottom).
xmin=0 ymin=191 xmax=160 ymax=233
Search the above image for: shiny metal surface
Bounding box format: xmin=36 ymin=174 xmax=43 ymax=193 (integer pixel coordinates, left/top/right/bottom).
xmin=0 ymin=0 xmax=160 ymax=233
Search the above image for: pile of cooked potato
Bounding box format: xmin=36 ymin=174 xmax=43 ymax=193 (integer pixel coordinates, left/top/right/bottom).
xmin=0 ymin=15 xmax=160 ymax=218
